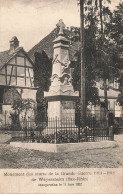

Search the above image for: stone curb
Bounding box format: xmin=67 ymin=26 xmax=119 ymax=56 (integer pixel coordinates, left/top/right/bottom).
xmin=0 ymin=134 xmax=12 ymax=143
xmin=10 ymin=141 xmax=118 ymax=153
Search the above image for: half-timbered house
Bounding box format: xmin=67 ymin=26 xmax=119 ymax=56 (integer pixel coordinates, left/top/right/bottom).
xmin=0 ymin=36 xmax=37 ymax=127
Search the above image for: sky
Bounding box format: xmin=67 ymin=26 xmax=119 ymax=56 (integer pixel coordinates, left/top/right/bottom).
xmin=0 ymin=0 xmax=122 ymax=52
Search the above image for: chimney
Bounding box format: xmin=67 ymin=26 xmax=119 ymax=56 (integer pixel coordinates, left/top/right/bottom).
xmin=9 ymin=36 xmax=19 ymax=52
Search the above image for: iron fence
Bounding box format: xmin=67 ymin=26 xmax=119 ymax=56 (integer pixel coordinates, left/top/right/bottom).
xmin=11 ymin=117 xmax=113 ymax=143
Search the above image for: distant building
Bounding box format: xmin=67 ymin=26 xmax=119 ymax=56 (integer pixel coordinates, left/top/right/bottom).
xmin=0 ymin=36 xmax=37 ymax=127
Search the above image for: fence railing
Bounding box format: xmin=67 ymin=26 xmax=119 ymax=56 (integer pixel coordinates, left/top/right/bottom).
xmin=11 ymin=117 xmax=113 ymax=143
xmin=0 ymin=109 xmax=121 ymax=128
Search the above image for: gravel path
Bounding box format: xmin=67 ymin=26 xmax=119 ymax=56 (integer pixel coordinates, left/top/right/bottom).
xmin=0 ymin=135 xmax=122 ymax=168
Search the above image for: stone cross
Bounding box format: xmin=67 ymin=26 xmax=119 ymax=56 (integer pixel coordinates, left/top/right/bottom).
xmin=56 ymin=19 xmax=65 ymax=34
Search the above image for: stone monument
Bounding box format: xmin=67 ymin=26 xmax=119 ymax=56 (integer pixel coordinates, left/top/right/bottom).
xmin=44 ymin=20 xmax=79 ymax=125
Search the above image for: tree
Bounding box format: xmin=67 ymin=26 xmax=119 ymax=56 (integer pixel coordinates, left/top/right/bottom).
xmin=106 ymin=3 xmax=123 ymax=44
xmin=106 ymin=3 xmax=123 ymax=106
xmin=34 ymin=50 xmax=52 ymax=90
xmin=72 ymin=22 xmax=100 ymax=117
xmin=11 ymin=98 xmax=35 ymax=130
xmin=118 ymin=71 xmax=123 ymax=106
xmin=73 ymin=0 xmax=121 ymax=119
xmin=72 ymin=41 xmax=99 ymax=105
xmin=95 ymin=1 xmax=122 ymax=118
xmin=34 ymin=51 xmax=52 ymax=122
xmin=12 ymin=98 xmax=35 ymax=119
xmin=72 ymin=50 xmax=99 ymax=118
xmin=35 ymin=88 xmax=48 ymax=123
xmin=88 ymin=1 xmax=120 ymax=113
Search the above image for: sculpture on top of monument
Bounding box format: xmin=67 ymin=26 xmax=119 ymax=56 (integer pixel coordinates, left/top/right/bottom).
xmin=56 ymin=19 xmax=66 ymax=35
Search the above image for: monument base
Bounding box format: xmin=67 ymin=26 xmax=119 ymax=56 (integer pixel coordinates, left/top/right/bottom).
xmin=47 ymin=100 xmax=76 ymax=120
xmin=44 ymin=86 xmax=79 ymax=119
xmin=44 ymin=87 xmax=79 ymax=133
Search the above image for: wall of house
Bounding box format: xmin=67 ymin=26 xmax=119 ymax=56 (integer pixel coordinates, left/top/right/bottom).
xmin=95 ymin=81 xmax=122 ymax=119
xmin=0 ymin=88 xmax=37 ymax=128
xmin=0 ymin=105 xmax=12 ymax=127
xmin=0 ymin=51 xmax=34 ymax=88
xmin=0 ymin=51 xmax=37 ymax=128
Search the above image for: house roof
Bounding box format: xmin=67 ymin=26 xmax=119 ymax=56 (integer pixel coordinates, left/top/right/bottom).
xmin=0 ymin=50 xmax=11 ymax=66
xmin=28 ymin=28 xmax=81 ymax=63
xmin=0 ymin=47 xmax=22 ymax=69
xmin=0 ymin=47 xmax=34 ymax=70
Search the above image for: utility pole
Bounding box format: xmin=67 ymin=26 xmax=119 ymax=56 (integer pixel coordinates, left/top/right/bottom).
xmin=80 ymin=0 xmax=86 ymax=126
xmin=99 ymin=0 xmax=108 ymax=119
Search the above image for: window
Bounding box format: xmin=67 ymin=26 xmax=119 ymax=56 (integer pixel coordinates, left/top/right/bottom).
xmin=113 ymin=78 xmax=119 ymax=89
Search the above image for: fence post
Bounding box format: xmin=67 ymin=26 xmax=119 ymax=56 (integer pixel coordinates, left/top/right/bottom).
xmin=92 ymin=117 xmax=95 ymax=142
xmin=109 ymin=125 xmax=114 ymax=141
xmin=55 ymin=117 xmax=57 ymax=144
xmin=5 ymin=111 xmax=7 ymax=129
xmin=78 ymin=118 xmax=80 ymax=142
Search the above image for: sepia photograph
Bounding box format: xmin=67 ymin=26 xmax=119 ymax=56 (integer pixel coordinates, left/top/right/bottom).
xmin=0 ymin=0 xmax=123 ymax=193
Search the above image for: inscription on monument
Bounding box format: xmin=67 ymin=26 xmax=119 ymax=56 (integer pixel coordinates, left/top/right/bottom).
xmin=62 ymin=101 xmax=75 ymax=109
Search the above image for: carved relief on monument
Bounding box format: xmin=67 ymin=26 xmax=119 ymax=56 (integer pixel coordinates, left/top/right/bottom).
xmin=50 ymin=74 xmax=60 ymax=86
xmin=52 ymin=54 xmax=70 ymax=74
xmin=61 ymin=60 xmax=70 ymax=74
xmin=61 ymin=74 xmax=72 ymax=85
xmin=61 ymin=101 xmax=75 ymax=109
xmin=60 ymin=51 xmax=70 ymax=74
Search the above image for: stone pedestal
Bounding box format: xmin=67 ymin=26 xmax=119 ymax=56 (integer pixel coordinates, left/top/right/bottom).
xmin=45 ymin=86 xmax=78 ymax=123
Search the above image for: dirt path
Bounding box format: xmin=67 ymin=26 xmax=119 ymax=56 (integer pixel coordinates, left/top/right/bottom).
xmin=0 ymin=135 xmax=122 ymax=168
